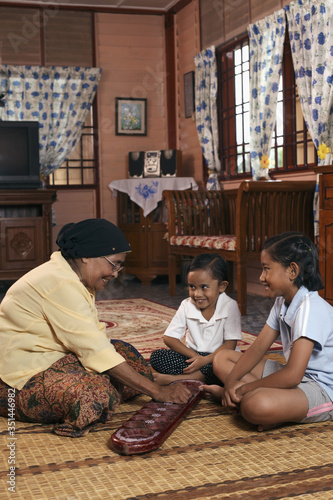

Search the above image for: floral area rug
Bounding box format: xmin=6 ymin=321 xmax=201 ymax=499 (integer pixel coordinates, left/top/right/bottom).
xmin=96 ymin=298 xmax=282 ymax=359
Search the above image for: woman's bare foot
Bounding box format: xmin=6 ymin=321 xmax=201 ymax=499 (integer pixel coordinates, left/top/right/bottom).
xmin=200 ymin=384 xmax=224 ymax=402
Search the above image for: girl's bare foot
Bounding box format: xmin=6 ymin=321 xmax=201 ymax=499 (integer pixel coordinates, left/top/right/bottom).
xmin=200 ymin=384 xmax=224 ymax=402
xmin=257 ymin=423 xmax=278 ymax=432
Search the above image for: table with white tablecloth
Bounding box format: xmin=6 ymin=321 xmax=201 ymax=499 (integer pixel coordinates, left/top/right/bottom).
xmin=108 ymin=177 xmax=198 ymax=217
xmin=108 ymin=177 xmax=199 ymax=284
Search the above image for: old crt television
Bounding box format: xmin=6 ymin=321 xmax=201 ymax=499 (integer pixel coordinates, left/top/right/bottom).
xmin=0 ymin=121 xmax=41 ymax=189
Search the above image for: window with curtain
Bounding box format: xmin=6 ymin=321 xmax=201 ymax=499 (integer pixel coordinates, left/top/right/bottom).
xmin=0 ymin=6 xmax=97 ymax=188
xmin=44 ymin=10 xmax=98 ymax=188
xmin=48 ymin=107 xmax=98 ymax=188
xmin=216 ymin=32 xmax=316 ymax=180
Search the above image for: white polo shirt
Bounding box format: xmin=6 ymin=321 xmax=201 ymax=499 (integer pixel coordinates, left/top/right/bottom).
xmin=164 ymin=293 xmax=242 ymax=353
xmin=266 ymin=286 xmax=333 ymax=401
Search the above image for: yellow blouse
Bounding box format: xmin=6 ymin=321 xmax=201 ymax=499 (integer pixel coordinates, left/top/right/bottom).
xmin=0 ymin=252 xmax=125 ymax=389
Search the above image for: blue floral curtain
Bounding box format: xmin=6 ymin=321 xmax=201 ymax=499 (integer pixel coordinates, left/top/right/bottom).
xmin=0 ymin=65 xmax=101 ymax=180
xmin=248 ymin=9 xmax=286 ymax=180
xmin=285 ymin=0 xmax=333 ymax=237
xmin=194 ymin=46 xmax=221 ymax=190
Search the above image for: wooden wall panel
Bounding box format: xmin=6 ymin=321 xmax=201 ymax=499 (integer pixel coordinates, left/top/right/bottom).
xmin=44 ymin=11 xmax=93 ymax=66
xmin=0 ymin=8 xmax=94 ymax=67
xmin=0 ymin=7 xmax=41 ymax=65
xmin=224 ymin=0 xmax=249 ymax=41
xmin=174 ymin=0 xmax=202 ymax=181
xmin=200 ymin=0 xmax=224 ymax=50
xmin=95 ymin=12 xmax=168 ymax=223
xmin=52 ymin=190 xmax=96 ymax=251
xmin=200 ymin=0 xmax=285 ymax=50
xmin=251 ymin=0 xmax=283 ymax=23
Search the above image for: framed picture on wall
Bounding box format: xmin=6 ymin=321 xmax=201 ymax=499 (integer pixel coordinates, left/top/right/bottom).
xmin=115 ymin=97 xmax=147 ymax=135
xmin=184 ymin=71 xmax=195 ymax=118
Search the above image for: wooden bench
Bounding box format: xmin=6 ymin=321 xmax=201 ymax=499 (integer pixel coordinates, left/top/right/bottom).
xmin=163 ymin=180 xmax=316 ymax=315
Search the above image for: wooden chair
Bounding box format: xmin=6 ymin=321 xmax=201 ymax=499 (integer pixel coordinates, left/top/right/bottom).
xmin=163 ymin=180 xmax=316 ymax=315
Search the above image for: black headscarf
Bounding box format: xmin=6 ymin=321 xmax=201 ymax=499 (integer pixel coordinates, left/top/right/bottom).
xmin=56 ymin=218 xmax=131 ymax=259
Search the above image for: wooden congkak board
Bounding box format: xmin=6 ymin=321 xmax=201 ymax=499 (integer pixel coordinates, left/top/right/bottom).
xmin=109 ymin=380 xmax=203 ymax=455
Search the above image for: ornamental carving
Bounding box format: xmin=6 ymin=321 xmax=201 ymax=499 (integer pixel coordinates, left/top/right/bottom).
xmin=10 ymin=232 xmax=33 ymax=257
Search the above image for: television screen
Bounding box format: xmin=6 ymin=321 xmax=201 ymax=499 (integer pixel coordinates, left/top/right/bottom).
xmin=0 ymin=127 xmax=29 ymax=176
xmin=0 ymin=121 xmax=41 ymax=189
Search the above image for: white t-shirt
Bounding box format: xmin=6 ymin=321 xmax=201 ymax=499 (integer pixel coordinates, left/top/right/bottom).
xmin=267 ymin=286 xmax=333 ymax=401
xmin=164 ymin=293 xmax=242 ymax=353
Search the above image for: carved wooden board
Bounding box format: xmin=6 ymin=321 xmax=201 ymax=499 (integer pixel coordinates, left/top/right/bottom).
xmin=109 ymin=380 xmax=203 ymax=455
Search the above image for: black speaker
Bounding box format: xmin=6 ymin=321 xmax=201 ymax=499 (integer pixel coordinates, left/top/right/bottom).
xmin=128 ymin=151 xmax=144 ymax=178
xmin=160 ymin=149 xmax=182 ymax=177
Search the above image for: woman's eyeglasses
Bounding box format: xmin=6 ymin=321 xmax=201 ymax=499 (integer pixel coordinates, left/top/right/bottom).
xmin=102 ymin=256 xmax=123 ymax=273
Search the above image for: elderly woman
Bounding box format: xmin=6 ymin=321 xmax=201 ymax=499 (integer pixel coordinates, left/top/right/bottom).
xmin=0 ymin=218 xmax=191 ymax=437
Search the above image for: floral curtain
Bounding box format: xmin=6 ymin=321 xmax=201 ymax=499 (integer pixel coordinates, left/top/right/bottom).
xmin=194 ymin=46 xmax=221 ymax=190
xmin=285 ymin=0 xmax=333 ymax=237
xmin=0 ymin=65 xmax=101 ymax=180
xmin=248 ymin=9 xmax=286 ymax=180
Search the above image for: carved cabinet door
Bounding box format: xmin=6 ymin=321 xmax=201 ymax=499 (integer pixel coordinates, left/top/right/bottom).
xmin=0 ymin=218 xmax=44 ymax=272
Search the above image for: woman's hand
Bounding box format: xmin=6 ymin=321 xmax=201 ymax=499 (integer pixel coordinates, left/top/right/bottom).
xmin=155 ymin=382 xmax=192 ymax=404
xmin=182 ymin=354 xmax=206 ymax=374
xmin=108 ymin=361 xmax=192 ymax=404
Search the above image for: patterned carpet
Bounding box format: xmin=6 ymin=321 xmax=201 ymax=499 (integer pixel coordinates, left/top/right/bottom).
xmin=1 ymin=298 xmax=332 ymax=500
xmin=97 ymin=298 xmax=282 ymax=358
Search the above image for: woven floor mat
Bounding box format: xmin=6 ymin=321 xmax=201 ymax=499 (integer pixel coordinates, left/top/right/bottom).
xmin=1 ymin=299 xmax=332 ymax=499
xmin=1 ymin=387 xmax=333 ymax=500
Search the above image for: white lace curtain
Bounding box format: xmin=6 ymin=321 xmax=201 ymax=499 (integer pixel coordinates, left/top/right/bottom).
xmin=0 ymin=65 xmax=101 ymax=179
xmin=285 ymin=0 xmax=333 ymax=237
xmin=248 ymin=9 xmax=286 ymax=180
xmin=194 ymin=46 xmax=221 ymax=190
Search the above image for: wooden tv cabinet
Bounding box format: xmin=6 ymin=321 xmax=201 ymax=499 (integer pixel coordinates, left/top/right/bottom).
xmin=0 ymin=189 xmax=57 ymax=281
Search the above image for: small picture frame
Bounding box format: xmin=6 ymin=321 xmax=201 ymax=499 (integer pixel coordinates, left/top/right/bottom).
xmin=184 ymin=71 xmax=195 ymax=119
xmin=115 ymin=98 xmax=147 ymax=135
